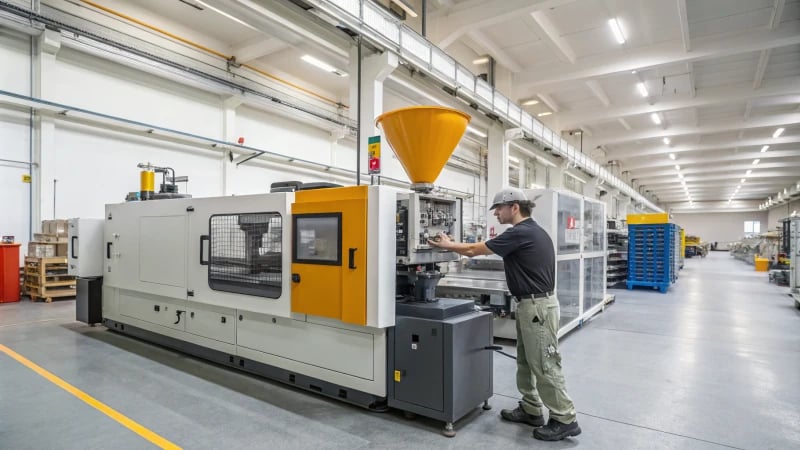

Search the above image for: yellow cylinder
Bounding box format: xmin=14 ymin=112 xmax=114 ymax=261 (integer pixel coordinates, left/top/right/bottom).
xmin=140 ymin=170 xmax=155 ymax=200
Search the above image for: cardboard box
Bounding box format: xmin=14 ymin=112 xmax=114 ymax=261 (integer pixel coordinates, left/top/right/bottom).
xmin=42 ymin=220 xmax=68 ymax=237
xmin=28 ymin=243 xmax=55 ymax=258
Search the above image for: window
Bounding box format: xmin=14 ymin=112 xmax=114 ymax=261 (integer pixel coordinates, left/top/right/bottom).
xmin=744 ymin=220 xmax=761 ymax=234
xmin=208 ymin=212 xmax=283 ymax=298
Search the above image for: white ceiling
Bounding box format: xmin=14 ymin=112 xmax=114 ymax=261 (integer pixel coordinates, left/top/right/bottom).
xmin=65 ymin=0 xmax=800 ymax=211
xmin=426 ymin=0 xmax=800 ymax=210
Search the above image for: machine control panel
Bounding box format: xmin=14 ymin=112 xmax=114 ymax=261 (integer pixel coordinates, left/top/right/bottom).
xmin=396 ymin=193 xmax=462 ymax=265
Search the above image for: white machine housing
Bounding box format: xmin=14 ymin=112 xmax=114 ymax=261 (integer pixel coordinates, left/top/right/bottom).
xmin=67 ymin=218 xmax=105 ymax=278
xmin=102 ymin=187 xmax=397 ymax=398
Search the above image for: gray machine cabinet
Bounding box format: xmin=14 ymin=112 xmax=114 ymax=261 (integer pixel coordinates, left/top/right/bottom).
xmin=388 ymin=299 xmax=493 ymax=423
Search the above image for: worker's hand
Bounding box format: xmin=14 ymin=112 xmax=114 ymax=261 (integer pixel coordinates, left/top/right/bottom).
xmin=428 ymin=232 xmax=453 ymax=249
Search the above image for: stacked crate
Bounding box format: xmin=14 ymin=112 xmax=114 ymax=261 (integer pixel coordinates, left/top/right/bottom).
xmin=24 ymin=220 xmax=75 ymax=302
xmin=626 ymin=214 xmax=678 ymax=294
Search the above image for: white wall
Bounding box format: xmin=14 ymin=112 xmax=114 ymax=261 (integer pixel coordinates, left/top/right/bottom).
xmin=671 ymin=211 xmax=769 ymax=249
xmin=766 ymin=200 xmax=800 ymax=231
xmin=0 ymin=30 xmax=32 ymax=261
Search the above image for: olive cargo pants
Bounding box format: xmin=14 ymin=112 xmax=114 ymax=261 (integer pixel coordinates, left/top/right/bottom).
xmin=515 ymin=295 xmax=577 ymax=424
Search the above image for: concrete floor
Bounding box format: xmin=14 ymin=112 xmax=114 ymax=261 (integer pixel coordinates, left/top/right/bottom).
xmin=1 ymin=251 xmax=798 ymax=449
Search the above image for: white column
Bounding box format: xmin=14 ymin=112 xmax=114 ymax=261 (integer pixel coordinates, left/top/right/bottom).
xmin=486 ymin=123 xmax=509 ymax=238
xmin=33 ymin=29 xmax=60 ymax=227
xmin=548 ymin=161 xmax=567 ymax=189
xmin=349 ymin=49 xmax=397 ymax=183
xmin=583 ymin=177 xmax=600 ymax=198
xmin=221 ymin=95 xmax=243 ymax=196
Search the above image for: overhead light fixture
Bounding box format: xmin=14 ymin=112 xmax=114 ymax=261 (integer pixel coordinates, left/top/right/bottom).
xmin=636 ymin=82 xmax=648 ymax=97
xmin=631 ymin=70 xmax=637 ymax=74
xmin=537 ymin=111 xmax=552 ymax=117
xmin=301 ymin=55 xmax=347 ymax=76
xmin=607 ymin=18 xmax=626 ymax=44
xmin=681 ymin=180 xmax=686 ymax=185
xmin=674 ymin=164 xmax=681 ymax=171
xmin=761 ymin=145 xmax=769 ymax=153
xmin=390 ymin=0 xmax=418 ymax=18
xmin=740 ymin=178 xmax=745 ymax=183
xmin=669 ymin=153 xmax=676 ymax=160
xmin=746 ymin=169 xmax=752 ymax=175
xmin=195 ymin=0 xmax=258 ymax=30
xmin=663 ymin=137 xmax=671 ymax=145
xmin=678 ymin=173 xmax=684 ymax=179
xmin=752 ymin=159 xmax=760 ymax=165
xmin=772 ymin=127 xmax=785 ymax=138
xmin=650 ymin=113 xmax=662 ymax=125
xmin=521 ymin=99 xmax=540 ymax=106
xmin=509 ymin=156 xmax=520 ymax=164
xmin=472 ymin=56 xmax=490 ymax=65
xmin=466 ymin=126 xmax=487 ymax=138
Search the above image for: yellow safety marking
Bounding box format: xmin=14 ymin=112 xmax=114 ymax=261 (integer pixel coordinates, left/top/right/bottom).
xmin=394 ymin=370 xmax=401 ymax=382
xmin=0 ymin=344 xmax=181 ymax=450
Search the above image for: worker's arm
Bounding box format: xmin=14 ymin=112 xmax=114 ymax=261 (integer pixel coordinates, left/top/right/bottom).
xmin=428 ymin=232 xmax=494 ymax=257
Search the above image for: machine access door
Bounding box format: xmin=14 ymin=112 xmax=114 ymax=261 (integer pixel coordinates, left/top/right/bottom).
xmin=187 ymin=193 xmax=294 ymax=319
xmin=291 ymin=186 xmax=368 ymax=325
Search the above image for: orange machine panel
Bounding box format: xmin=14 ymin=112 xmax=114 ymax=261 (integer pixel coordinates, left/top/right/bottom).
xmin=291 ymin=186 xmax=368 ymax=325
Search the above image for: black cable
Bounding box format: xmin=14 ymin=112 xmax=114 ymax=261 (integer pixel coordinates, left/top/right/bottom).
xmin=485 ymin=345 xmax=517 ymax=360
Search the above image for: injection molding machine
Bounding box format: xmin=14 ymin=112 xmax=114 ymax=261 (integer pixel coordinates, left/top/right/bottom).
xmin=100 ymin=106 xmax=493 ymax=436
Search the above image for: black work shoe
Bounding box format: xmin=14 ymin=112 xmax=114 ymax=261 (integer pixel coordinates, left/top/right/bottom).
xmin=500 ymin=403 xmax=545 ymax=427
xmin=533 ymin=418 xmax=581 ymax=441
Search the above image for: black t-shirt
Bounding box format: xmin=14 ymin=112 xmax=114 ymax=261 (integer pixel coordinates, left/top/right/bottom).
xmin=485 ymin=218 xmax=555 ymax=297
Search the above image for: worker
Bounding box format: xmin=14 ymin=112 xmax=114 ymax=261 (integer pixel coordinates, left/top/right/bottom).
xmin=428 ymin=187 xmax=581 ymax=441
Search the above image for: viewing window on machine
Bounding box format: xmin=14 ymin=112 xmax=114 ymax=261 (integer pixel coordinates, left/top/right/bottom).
xmin=208 ymin=212 xmax=283 ymax=298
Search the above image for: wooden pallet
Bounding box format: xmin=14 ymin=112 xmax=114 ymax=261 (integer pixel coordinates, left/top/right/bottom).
xmin=24 ymin=256 xmax=75 ymax=303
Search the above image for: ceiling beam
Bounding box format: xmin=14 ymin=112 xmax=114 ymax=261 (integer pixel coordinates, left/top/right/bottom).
xmin=585 ymin=80 xmax=610 ymax=107
xmin=677 ymin=0 xmax=690 ymax=52
xmin=769 ymin=0 xmax=786 ymax=29
xmin=753 ymin=49 xmax=771 ymax=90
xmin=466 ymin=29 xmax=523 ymax=73
xmin=608 ymin=135 xmax=800 ymax=160
xmin=617 ymin=118 xmax=632 ymax=130
xmin=230 ymin=37 xmax=289 ymax=64
xmin=512 ymin=21 xmax=800 ymax=92
xmin=558 ymin=77 xmax=800 ymax=129
xmin=687 ymin=61 xmax=696 ymax=97
xmin=585 ymin=112 xmax=800 ymax=147
xmin=640 ymin=171 xmax=799 ymax=185
xmin=528 ymin=10 xmax=576 ymax=64
xmin=634 ymin=161 xmax=800 ymax=178
xmin=743 ymin=100 xmax=753 ymax=121
xmin=537 ymin=93 xmax=560 ymax=113
xmin=624 ymin=149 xmax=800 ymax=171
xmin=428 ymin=0 xmax=578 ymax=49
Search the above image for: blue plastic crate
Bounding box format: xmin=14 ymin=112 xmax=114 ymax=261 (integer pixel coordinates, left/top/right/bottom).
xmin=627 ymin=223 xmax=678 ymax=293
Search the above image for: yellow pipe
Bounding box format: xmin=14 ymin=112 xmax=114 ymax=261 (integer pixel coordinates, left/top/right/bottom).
xmin=79 ymin=0 xmax=347 ymax=109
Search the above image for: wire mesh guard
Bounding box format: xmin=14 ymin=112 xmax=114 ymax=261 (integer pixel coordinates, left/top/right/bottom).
xmin=209 ymin=213 xmax=282 ymax=298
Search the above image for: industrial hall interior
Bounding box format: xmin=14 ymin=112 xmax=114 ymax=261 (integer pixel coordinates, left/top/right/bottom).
xmin=1 ymin=0 xmax=799 ymax=448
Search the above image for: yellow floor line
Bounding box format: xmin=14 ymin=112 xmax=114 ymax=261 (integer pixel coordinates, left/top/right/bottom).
xmin=0 ymin=343 xmax=181 ymax=450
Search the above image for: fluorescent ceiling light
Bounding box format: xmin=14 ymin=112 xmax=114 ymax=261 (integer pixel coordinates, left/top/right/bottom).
xmin=390 ymin=0 xmax=418 ymax=18
xmin=466 ymin=125 xmax=487 ymax=138
xmin=678 ymin=173 xmax=684 ymax=179
xmin=674 ymin=164 xmax=680 ymax=171
xmin=669 ymin=153 xmax=676 ymax=160
xmin=607 ymin=18 xmax=626 ymax=44
xmin=752 ymin=159 xmax=760 ymax=165
xmin=301 ymin=55 xmax=347 ymax=76
xmin=537 ymin=111 xmax=552 ymax=117
xmin=663 ymin=137 xmax=670 ymax=145
xmin=650 ymin=113 xmax=662 ymax=125
xmin=195 ymin=0 xmax=258 ymax=30
xmin=681 ymin=180 xmax=686 ymax=185
xmin=746 ymin=169 xmax=752 ymax=175
xmin=636 ymin=82 xmax=648 ymax=97
xmin=473 ymin=56 xmax=489 ymax=65
xmin=772 ymin=127 xmax=785 ymax=138
xmin=631 ymin=70 xmax=637 ymax=74
xmin=521 ymin=99 xmax=539 ymax=106
xmin=740 ymin=178 xmax=745 ymax=183
xmin=509 ymin=156 xmax=520 ymax=163
xmin=760 ymin=145 xmax=769 ymax=153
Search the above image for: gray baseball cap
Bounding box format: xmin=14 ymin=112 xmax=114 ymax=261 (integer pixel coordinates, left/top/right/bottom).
xmin=489 ymin=187 xmax=531 ymax=210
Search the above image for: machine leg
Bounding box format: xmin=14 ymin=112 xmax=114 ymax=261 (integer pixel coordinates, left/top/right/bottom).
xmin=442 ymin=422 xmax=456 ymax=438
xmin=482 ymin=400 xmax=492 ymax=410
